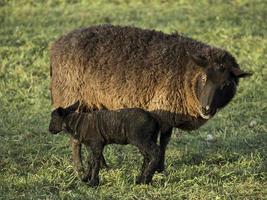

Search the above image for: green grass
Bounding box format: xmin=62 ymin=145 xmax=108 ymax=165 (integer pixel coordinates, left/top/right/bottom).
xmin=0 ymin=0 xmax=266 ymax=199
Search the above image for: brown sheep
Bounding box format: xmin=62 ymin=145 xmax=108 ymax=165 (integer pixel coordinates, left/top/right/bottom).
xmin=50 ymin=24 xmax=251 ymax=174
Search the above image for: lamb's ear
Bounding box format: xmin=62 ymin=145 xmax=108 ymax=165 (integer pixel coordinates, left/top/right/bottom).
xmin=231 ymin=67 xmax=252 ymax=78
xmin=57 ymin=107 xmax=67 ymax=117
xmin=190 ymin=54 xmax=208 ymax=68
xmin=65 ymin=101 xmax=80 ymax=112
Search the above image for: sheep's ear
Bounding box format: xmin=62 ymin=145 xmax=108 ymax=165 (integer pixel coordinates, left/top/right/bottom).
xmin=191 ymin=55 xmax=208 ymax=68
xmin=231 ymin=67 xmax=252 ymax=78
xmin=65 ymin=101 xmax=80 ymax=112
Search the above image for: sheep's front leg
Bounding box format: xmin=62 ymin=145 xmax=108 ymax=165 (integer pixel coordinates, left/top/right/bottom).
xmin=157 ymin=128 xmax=172 ymax=173
xmin=70 ymin=137 xmax=84 ymax=176
xmin=88 ymin=144 xmax=103 ymax=187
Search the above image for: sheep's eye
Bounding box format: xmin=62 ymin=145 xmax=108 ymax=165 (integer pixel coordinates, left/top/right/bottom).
xmin=217 ymin=64 xmax=225 ymax=72
xmin=221 ymin=80 xmax=231 ymax=89
xmin=201 ymin=75 xmax=207 ymax=83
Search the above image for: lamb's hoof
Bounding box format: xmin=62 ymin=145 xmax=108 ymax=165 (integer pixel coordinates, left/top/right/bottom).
xmin=88 ymin=178 xmax=99 ymax=187
xmin=100 ymin=163 xmax=110 ymax=170
xmin=155 ymin=165 xmax=165 ymax=173
xmin=76 ymin=166 xmax=85 ymax=176
xmin=143 ymin=176 xmax=152 ymax=184
xmin=136 ymin=176 xmax=144 ymax=184
xmin=136 ymin=176 xmax=152 ymax=185
xmin=80 ymin=174 xmax=91 ymax=182
xmin=100 ymin=159 xmax=109 ymax=170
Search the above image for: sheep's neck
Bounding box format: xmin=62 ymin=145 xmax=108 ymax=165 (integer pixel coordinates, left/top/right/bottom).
xmin=183 ymin=67 xmax=202 ymax=118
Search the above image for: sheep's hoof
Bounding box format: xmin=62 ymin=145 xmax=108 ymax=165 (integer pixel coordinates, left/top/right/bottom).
xmin=88 ymin=178 xmax=99 ymax=187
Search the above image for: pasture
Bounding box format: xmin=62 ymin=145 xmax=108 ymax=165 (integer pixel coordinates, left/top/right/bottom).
xmin=0 ymin=0 xmax=266 ymax=199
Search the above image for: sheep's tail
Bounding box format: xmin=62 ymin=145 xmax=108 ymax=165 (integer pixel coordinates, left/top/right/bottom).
xmin=49 ymin=63 xmax=54 ymax=106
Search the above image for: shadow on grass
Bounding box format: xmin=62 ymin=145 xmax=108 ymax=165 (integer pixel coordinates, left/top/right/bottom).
xmin=170 ymin=132 xmax=266 ymax=165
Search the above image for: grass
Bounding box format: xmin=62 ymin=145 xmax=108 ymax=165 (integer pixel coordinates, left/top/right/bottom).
xmin=0 ymin=0 xmax=266 ymax=199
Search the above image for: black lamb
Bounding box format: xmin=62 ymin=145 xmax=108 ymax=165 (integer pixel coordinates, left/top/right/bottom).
xmin=49 ymin=101 xmax=160 ymax=186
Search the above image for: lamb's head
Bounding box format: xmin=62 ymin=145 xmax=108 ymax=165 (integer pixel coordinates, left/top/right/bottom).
xmin=191 ymin=50 xmax=252 ymax=119
xmin=49 ymin=101 xmax=80 ymax=134
xmin=49 ymin=107 xmax=67 ymax=134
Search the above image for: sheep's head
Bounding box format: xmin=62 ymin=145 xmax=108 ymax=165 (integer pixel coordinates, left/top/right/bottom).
xmin=49 ymin=101 xmax=80 ymax=134
xmin=191 ymin=50 xmax=252 ymax=119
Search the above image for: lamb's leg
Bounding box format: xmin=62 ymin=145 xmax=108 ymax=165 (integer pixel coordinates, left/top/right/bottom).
xmin=136 ymin=142 xmax=160 ymax=184
xmin=136 ymin=131 xmax=158 ymax=183
xmin=81 ymin=146 xmax=92 ymax=182
xmin=81 ymin=106 xmax=109 ymax=169
xmin=88 ymin=143 xmax=103 ymax=187
xmin=70 ymin=137 xmax=84 ymax=176
xmin=136 ymin=154 xmax=149 ymax=183
xmin=100 ymin=155 xmax=108 ymax=169
xmin=86 ymin=150 xmax=108 ymax=170
xmin=82 ymin=147 xmax=106 ymax=182
xmin=157 ymin=128 xmax=172 ymax=173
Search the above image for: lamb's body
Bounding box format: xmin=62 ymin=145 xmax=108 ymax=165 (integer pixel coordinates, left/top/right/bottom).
xmin=49 ymin=106 xmax=160 ymax=186
xmin=66 ymin=108 xmax=159 ymax=146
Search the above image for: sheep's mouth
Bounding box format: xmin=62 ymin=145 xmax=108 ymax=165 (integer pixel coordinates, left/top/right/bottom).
xmin=199 ymin=109 xmax=217 ymax=119
xmin=199 ymin=112 xmax=212 ymax=119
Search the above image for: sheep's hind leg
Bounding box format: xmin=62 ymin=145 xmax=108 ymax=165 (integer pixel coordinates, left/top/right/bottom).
xmin=70 ymin=137 xmax=84 ymax=176
xmin=157 ymin=128 xmax=172 ymax=173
